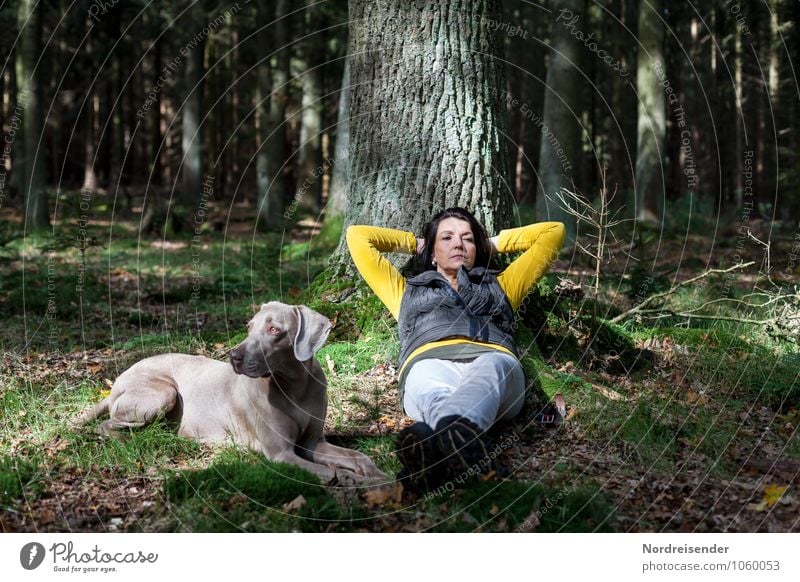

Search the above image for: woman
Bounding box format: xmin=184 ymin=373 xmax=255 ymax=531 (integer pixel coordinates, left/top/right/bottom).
xmin=346 ymin=208 xmax=565 ymax=491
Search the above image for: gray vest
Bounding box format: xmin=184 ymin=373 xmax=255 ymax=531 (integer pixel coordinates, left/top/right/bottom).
xmin=397 ymin=266 xmax=518 ymax=368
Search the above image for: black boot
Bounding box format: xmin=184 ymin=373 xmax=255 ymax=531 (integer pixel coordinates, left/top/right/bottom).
xmin=395 ymin=422 xmax=445 ymax=493
xmin=434 ymin=415 xmax=495 ymax=483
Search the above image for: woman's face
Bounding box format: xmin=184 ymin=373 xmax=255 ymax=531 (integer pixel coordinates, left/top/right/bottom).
xmin=431 ymin=217 xmax=476 ymax=274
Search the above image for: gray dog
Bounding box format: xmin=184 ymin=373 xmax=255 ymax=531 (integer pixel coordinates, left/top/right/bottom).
xmin=71 ymin=301 xmax=386 ymax=483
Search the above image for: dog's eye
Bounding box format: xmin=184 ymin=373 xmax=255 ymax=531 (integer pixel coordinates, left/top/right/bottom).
xmin=266 ymin=326 xmax=281 ymax=335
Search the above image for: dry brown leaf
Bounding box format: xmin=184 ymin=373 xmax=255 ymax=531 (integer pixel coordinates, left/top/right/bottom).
xmin=38 ymin=509 xmax=57 ymax=525
xmin=378 ymin=415 xmax=397 ymax=429
xmin=282 ymin=495 xmax=307 ymax=513
xmin=364 ymin=484 xmax=401 ymax=508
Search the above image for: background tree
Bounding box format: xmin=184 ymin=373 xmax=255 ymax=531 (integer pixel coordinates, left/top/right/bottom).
xmin=180 ymin=2 xmax=205 ymax=222
xmin=634 ymin=0 xmax=666 ymax=225
xmin=535 ymin=0 xmax=586 ymax=244
xmin=15 ymin=0 xmax=48 ymax=228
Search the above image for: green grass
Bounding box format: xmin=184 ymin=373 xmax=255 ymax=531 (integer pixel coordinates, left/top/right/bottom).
xmin=160 ymin=450 xmax=366 ymax=532
xmin=0 ymin=456 xmax=42 ymax=506
xmin=634 ymin=326 xmax=800 ymax=408
xmin=423 ymin=480 xmax=614 ymax=532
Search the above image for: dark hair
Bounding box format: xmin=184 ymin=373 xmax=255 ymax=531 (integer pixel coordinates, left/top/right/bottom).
xmin=417 ymin=207 xmax=492 ymax=273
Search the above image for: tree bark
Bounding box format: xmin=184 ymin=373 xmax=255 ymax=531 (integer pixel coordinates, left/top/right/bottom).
xmin=334 ymin=0 xmax=512 ymax=268
xmin=535 ymin=0 xmax=586 ymax=244
xmin=16 ymin=0 xmax=48 ymax=227
xmin=634 ymin=0 xmax=666 ymax=224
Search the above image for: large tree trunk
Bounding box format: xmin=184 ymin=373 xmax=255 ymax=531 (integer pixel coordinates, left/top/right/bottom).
xmin=634 ymin=0 xmax=666 ymax=224
xmin=334 ymin=0 xmax=512 ymax=267
xmin=16 ymin=0 xmax=48 ymax=228
xmin=328 ymin=54 xmax=350 ymax=216
xmin=535 ymin=0 xmax=586 ymax=244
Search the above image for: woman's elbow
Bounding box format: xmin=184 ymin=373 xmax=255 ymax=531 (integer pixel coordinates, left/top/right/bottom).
xmin=537 ymin=222 xmax=566 ymax=249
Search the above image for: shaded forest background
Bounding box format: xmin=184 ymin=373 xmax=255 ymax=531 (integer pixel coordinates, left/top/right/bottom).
xmin=1 ymin=0 xmax=798 ymax=235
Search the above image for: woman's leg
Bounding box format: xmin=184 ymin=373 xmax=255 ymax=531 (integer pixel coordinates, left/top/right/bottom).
xmin=402 ymin=358 xmax=463 ymax=426
xmin=434 ymin=352 xmax=526 ymax=430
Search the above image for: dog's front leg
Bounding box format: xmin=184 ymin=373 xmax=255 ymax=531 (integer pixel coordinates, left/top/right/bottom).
xmin=267 ymin=447 xmax=339 ymax=483
xmin=307 ymin=440 xmax=387 ymax=480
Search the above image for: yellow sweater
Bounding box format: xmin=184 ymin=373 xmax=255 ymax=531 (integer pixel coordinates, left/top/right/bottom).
xmin=346 ymin=222 xmax=566 ymax=372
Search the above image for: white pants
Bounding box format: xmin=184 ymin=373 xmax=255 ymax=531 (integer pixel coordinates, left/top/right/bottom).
xmin=402 ymin=351 xmax=526 ymax=430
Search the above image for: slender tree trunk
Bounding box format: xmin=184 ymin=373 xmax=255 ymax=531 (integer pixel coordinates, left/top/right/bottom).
xmin=734 ymin=15 xmax=745 ymax=208
xmin=81 ymin=18 xmax=97 ymax=194
xmin=535 ymin=0 xmax=586 ymax=244
xmin=256 ymin=0 xmax=290 ymax=229
xmin=110 ymin=11 xmax=125 ymax=191
xmin=180 ymin=4 xmax=205 ymax=219
xmin=506 ymin=0 xmax=546 ymax=204
xmin=16 ymin=0 xmax=48 ymax=227
xmin=257 ymin=0 xmax=291 ymax=227
xmin=634 ymin=0 xmax=665 ymax=224
xmin=294 ymin=1 xmax=325 ymax=214
xmin=334 ymin=0 xmax=512 ymax=267
xmin=229 ymin=15 xmax=240 ymax=198
xmin=782 ymin=0 xmax=800 ymax=224
xmin=328 ymin=54 xmax=350 ymax=216
xmin=759 ymin=0 xmax=780 ymax=217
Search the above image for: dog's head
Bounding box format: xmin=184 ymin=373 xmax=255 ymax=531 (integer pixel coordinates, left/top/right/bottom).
xmin=229 ymin=302 xmax=332 ymax=378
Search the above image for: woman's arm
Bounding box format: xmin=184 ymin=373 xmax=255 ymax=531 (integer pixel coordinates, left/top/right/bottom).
xmin=495 ymin=222 xmax=566 ymax=310
xmin=345 ymin=225 xmax=417 ymax=320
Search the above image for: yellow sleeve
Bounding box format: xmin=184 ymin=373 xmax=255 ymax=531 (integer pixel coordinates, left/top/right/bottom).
xmin=345 ymin=225 xmax=416 ymax=320
xmin=496 ymin=222 xmax=566 ymax=310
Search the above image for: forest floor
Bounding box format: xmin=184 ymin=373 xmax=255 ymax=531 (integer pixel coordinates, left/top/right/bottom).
xmin=1 ymin=195 xmax=799 ymax=532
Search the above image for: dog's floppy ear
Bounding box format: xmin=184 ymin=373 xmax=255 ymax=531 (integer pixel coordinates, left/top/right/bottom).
xmin=292 ymin=305 xmax=332 ymax=361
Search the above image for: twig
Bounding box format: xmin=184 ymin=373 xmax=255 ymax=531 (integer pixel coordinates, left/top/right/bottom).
xmin=610 ymin=261 xmax=756 ymax=324
xmin=633 ymin=310 xmax=800 ymax=325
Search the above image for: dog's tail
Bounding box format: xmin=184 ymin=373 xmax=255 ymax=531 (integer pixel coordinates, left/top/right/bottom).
xmin=68 ymin=397 xmax=110 ymax=429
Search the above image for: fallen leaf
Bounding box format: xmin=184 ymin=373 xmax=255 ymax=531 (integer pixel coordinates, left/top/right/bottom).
xmin=38 ymin=509 xmax=57 ymax=525
xmin=378 ymin=415 xmax=397 ymax=429
xmin=763 ymin=484 xmax=788 ymax=508
xmin=281 ymin=495 xmax=307 ymax=513
xmin=325 ymin=354 xmax=336 ymax=374
xmin=363 ymin=485 xmax=400 ymax=508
